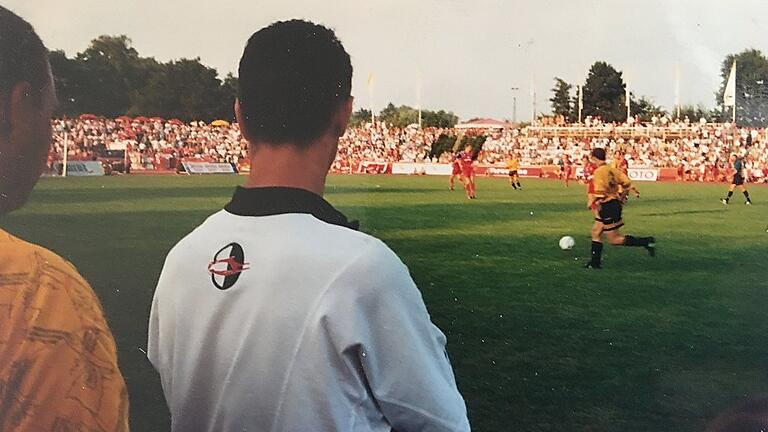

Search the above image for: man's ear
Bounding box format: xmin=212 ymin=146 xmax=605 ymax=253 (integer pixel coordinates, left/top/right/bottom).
xmin=235 ymin=98 xmax=255 ymax=144
xmin=331 ymin=96 xmax=353 ymax=138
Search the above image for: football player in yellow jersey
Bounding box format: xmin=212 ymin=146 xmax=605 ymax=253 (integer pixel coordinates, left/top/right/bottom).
xmin=506 ymin=153 xmax=522 ymax=190
xmin=0 ymin=7 xmax=128 ymax=431
xmin=584 ymin=148 xmax=656 ymax=269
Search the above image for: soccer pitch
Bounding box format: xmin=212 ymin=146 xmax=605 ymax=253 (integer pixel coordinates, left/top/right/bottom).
xmin=2 ymin=174 xmax=766 ymax=431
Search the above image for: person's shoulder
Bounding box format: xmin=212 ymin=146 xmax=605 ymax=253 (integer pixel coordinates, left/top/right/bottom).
xmin=162 ymin=210 xmax=229 ymax=259
xmin=0 ymin=232 xmax=110 ymax=330
xmin=0 ymin=231 xmax=86 ymax=284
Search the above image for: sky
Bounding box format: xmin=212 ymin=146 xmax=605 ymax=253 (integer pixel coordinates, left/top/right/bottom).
xmin=7 ymin=0 xmax=768 ymax=121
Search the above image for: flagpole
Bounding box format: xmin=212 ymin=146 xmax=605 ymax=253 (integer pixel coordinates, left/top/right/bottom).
xmin=62 ymin=131 xmax=69 ymax=177
xmin=626 ymin=85 xmax=631 ymax=123
xmin=416 ymin=81 xmax=422 ymax=128
xmin=675 ymin=65 xmax=681 ymax=119
xmin=367 ymin=72 xmax=375 ymax=124
xmin=531 ymin=81 xmax=536 ymax=124
xmin=577 ymin=85 xmax=583 ymax=124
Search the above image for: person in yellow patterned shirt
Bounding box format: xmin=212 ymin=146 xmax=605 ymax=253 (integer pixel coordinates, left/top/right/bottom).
xmin=0 ymin=6 xmax=128 ymax=431
xmin=584 ymin=148 xmax=656 ymax=269
xmin=506 ymin=153 xmax=522 ymax=190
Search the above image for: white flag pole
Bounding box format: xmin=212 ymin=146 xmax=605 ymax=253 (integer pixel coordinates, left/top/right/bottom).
xmin=416 ymin=81 xmax=422 ymax=129
xmin=626 ymin=85 xmax=631 ymax=123
xmin=675 ymin=65 xmax=681 ymax=120
xmin=531 ymin=79 xmax=536 ymax=123
xmin=62 ymin=131 xmax=69 ymax=177
xmin=367 ymin=72 xmax=375 ymax=124
xmin=577 ymin=85 xmax=583 ymax=124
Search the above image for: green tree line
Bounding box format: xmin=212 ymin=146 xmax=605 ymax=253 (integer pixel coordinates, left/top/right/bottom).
xmin=50 ymin=35 xmax=461 ymax=126
xmin=549 ymin=50 xmax=768 ymax=126
xmin=349 ymin=103 xmax=459 ymax=128
xmin=50 ymin=35 xmax=238 ymax=122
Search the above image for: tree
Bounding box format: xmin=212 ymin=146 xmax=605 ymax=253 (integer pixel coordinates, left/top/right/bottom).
xmin=75 ymin=35 xmax=150 ymax=116
xmin=677 ymin=104 xmax=708 ymax=122
xmin=349 ymin=109 xmax=372 ymax=126
xmin=632 ymin=96 xmax=667 ymax=122
xmin=715 ymin=49 xmax=768 ymax=126
xmin=581 ymin=61 xmax=627 ymax=122
xmin=421 ymin=109 xmax=458 ymax=128
xmin=428 ymin=133 xmax=457 ymax=159
xmin=377 ymin=103 xmax=458 ymax=128
xmin=130 ymin=58 xmax=229 ymax=121
xmin=216 ymin=73 xmax=238 ymax=120
xmin=549 ymin=78 xmax=573 ymax=121
xmin=378 ymin=103 xmax=417 ymax=127
xmin=48 ymin=50 xmax=89 ymax=117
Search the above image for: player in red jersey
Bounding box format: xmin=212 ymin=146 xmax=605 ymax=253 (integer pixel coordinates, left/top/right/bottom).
xmin=459 ymin=145 xmax=476 ymax=199
xmin=448 ymin=152 xmax=462 ymax=191
xmin=614 ymin=151 xmax=629 ymax=176
xmin=562 ymin=154 xmax=574 ymax=187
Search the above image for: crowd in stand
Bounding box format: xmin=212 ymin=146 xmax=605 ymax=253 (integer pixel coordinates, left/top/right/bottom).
xmin=50 ymin=118 xmax=248 ymax=172
xmin=48 ymin=117 xmax=768 ymax=182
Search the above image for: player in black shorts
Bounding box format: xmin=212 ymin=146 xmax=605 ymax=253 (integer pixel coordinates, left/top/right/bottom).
xmin=721 ymin=154 xmax=752 ymax=205
xmin=584 ymin=148 xmax=655 ymax=269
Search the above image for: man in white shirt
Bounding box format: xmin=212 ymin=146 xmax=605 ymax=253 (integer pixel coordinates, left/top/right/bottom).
xmin=148 ymin=19 xmax=470 ymax=432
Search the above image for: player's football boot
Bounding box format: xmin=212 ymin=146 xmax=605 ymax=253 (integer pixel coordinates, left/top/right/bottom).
xmin=583 ymin=262 xmax=602 ymax=270
xmin=720 ymin=198 xmax=728 ymax=205
xmin=645 ymin=237 xmax=656 ymax=257
xmin=745 ymin=201 xmax=752 ymax=205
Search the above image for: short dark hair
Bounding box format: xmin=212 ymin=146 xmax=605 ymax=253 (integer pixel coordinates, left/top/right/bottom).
xmin=591 ymin=147 xmax=606 ymax=161
xmin=0 ymin=6 xmax=48 ymax=96
xmin=237 ymin=20 xmax=352 ymax=147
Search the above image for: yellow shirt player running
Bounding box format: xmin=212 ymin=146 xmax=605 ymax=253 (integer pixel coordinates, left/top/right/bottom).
xmin=506 ymin=154 xmax=522 ymax=190
xmin=0 ymin=231 xmax=129 ymax=431
xmin=584 ymin=148 xmax=656 ymax=269
xmin=0 ymin=7 xmax=128 ymax=431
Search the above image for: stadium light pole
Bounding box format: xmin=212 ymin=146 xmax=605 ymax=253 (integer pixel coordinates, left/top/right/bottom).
xmin=510 ymin=87 xmax=519 ymax=123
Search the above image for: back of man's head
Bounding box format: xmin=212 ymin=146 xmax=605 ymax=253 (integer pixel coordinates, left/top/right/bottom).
xmin=237 ymin=20 xmax=352 ymax=147
xmin=591 ymin=147 xmax=606 ymax=161
xmin=0 ymin=6 xmax=47 ymax=114
xmin=0 ymin=6 xmax=53 ymax=214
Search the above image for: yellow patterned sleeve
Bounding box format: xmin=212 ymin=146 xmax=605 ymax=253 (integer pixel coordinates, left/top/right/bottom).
xmin=0 ymin=235 xmax=129 ymax=432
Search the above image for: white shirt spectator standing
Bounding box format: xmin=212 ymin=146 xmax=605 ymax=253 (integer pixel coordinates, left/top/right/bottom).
xmin=148 ymin=19 xmax=469 ymax=432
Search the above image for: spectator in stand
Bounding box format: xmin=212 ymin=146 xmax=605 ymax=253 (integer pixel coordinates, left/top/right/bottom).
xmin=48 ymin=114 xmax=768 ymax=182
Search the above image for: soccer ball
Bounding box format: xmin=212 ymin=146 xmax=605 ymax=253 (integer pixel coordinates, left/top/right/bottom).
xmin=559 ymin=236 xmax=575 ymax=250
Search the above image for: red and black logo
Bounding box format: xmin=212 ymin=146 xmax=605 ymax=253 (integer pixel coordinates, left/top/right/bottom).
xmin=208 ymin=242 xmax=250 ymax=290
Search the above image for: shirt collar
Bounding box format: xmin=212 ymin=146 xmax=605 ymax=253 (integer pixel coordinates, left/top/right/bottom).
xmin=224 ymin=186 xmax=359 ymax=231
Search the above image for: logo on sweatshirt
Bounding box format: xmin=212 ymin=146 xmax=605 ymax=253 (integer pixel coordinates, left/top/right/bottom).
xmin=208 ymin=242 xmax=250 ymax=290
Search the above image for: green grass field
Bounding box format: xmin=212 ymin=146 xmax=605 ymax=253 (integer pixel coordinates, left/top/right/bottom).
xmin=1 ymin=174 xmax=767 ymax=431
